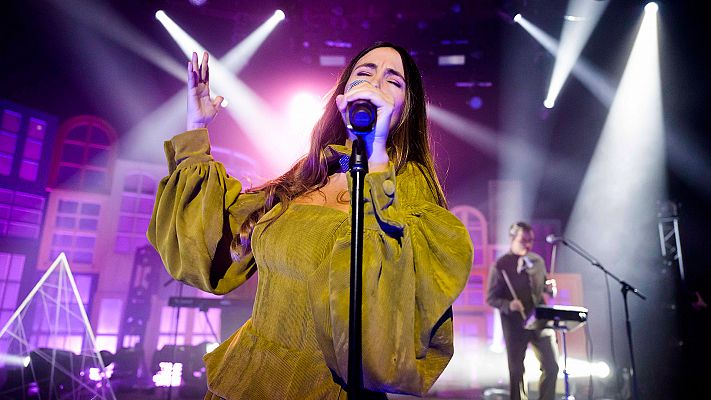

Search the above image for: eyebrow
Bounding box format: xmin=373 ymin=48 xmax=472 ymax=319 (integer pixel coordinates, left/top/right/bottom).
xmin=355 ymin=62 xmax=405 ymax=82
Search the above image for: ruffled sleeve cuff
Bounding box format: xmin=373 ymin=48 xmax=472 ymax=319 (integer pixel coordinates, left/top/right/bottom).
xmin=164 ymin=128 xmax=214 ymax=173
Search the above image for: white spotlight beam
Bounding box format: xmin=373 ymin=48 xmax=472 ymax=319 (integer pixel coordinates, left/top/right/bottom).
xmin=516 ymin=15 xmax=614 ymax=107
xmin=565 ymin=6 xmax=664 ymax=271
xmin=545 ymin=0 xmax=608 ymax=108
xmin=156 ymin=11 xmax=298 ymax=172
xmin=125 ymin=11 xmax=286 ymax=163
xmin=221 ymin=10 xmax=286 ymax=71
xmin=427 ymin=104 xmax=499 ymax=155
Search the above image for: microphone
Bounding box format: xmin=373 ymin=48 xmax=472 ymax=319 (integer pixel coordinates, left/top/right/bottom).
xmin=345 ymin=79 xmax=376 ymax=134
xmin=546 ymin=234 xmax=564 ymax=244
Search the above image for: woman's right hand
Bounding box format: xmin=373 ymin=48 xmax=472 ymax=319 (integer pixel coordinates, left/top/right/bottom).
xmin=187 ymin=51 xmax=224 ymax=131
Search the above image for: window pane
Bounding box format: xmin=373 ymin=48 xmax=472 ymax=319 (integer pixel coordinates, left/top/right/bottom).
xmin=0 ymin=154 xmax=12 ymax=176
xmin=0 ymin=311 xmax=12 ymax=329
xmin=19 ymin=160 xmax=39 ymax=181
xmin=87 ymin=147 xmax=109 ymax=167
xmin=81 ymin=203 xmax=101 ymax=216
xmin=62 ymin=143 xmax=85 ymax=164
xmin=79 ymin=218 xmax=98 ymax=231
xmin=22 ymin=139 xmax=42 ymax=160
xmin=1 ymin=110 xmax=21 ymax=133
xmin=138 ymin=198 xmax=154 ymax=214
xmin=52 ymin=234 xmax=73 ymax=246
xmin=0 ymin=189 xmax=12 ymax=205
xmin=135 ymin=217 xmax=150 ymax=233
xmin=0 ymin=254 xmax=8 ymax=279
xmin=114 ymin=235 xmax=131 ymax=254
xmin=0 ymin=205 xmax=9 ymax=219
xmin=73 ymin=251 xmax=93 ymax=264
xmin=0 ymin=132 xmax=17 ymax=154
xmin=75 ymin=236 xmax=96 ymax=249
xmin=90 ymin=129 xmax=111 ymax=146
xmin=14 ymin=192 xmax=44 ymax=210
xmin=73 ymin=275 xmax=93 ymax=303
xmin=95 ymin=335 xmax=118 ymax=353
xmin=28 ymin=118 xmax=47 ymax=139
xmin=140 ymin=177 xmax=157 ymax=194
xmin=97 ymin=299 xmax=122 ymax=334
xmin=56 ymin=216 xmax=76 ymax=229
xmin=3 ymin=283 xmax=19 ymax=308
xmin=56 ymin=165 xmax=80 ymax=186
xmin=117 ymin=216 xmax=134 ymax=233
xmin=58 ymin=200 xmax=79 ymax=214
xmin=124 ymin=174 xmax=140 ymax=193
xmin=11 ymin=207 xmax=41 ymax=224
xmin=121 ymin=196 xmax=137 ymax=212
xmin=84 ymin=169 xmax=106 ymax=188
xmin=9 ymin=254 xmax=24 ymax=280
xmin=66 ymin=126 xmax=88 ymax=141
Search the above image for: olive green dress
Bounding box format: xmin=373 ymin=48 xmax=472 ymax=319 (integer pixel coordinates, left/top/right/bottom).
xmin=147 ymin=129 xmax=473 ymax=399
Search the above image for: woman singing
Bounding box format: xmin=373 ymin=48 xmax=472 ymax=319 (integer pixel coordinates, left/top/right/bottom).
xmin=148 ymin=42 xmax=473 ymax=399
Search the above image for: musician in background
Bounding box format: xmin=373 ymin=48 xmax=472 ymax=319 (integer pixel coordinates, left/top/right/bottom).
xmin=486 ymin=222 xmax=559 ymax=400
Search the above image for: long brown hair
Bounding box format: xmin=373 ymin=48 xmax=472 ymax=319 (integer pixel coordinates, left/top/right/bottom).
xmin=231 ymin=42 xmax=446 ymax=261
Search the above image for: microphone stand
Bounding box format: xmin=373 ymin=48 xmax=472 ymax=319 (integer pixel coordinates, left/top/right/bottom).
xmin=557 ymin=238 xmax=645 ymax=400
xmin=347 ymin=137 xmax=367 ymax=399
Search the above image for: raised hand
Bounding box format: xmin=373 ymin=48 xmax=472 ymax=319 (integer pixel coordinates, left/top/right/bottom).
xmin=187 ymin=51 xmax=224 ymax=131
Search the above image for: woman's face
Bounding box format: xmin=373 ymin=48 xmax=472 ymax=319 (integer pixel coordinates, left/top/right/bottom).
xmin=344 ymin=47 xmax=407 ymax=131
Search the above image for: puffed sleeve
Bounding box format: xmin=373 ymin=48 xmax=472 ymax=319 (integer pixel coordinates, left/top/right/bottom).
xmin=307 ymin=162 xmax=473 ymax=396
xmin=147 ymin=128 xmax=264 ymax=295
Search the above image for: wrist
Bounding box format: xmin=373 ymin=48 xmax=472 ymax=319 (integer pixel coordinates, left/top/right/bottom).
xmin=187 ymin=122 xmax=207 ymax=131
xmin=368 ymin=143 xmax=390 ymax=171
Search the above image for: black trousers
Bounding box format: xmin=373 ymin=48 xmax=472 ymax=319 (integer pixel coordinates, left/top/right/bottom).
xmin=501 ymin=318 xmax=559 ymax=400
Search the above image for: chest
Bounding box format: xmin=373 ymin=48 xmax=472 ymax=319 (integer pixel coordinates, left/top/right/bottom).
xmin=251 ymin=202 xmax=348 ymax=279
xmin=292 ymin=173 xmax=351 ymax=213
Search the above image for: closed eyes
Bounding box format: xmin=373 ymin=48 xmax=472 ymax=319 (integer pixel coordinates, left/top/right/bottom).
xmin=355 ymin=71 xmax=403 ymax=88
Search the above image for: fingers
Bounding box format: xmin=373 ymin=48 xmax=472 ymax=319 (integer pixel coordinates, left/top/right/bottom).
xmin=212 ymin=95 xmax=224 ymax=109
xmin=188 ymin=52 xmax=200 ymax=89
xmin=188 ymin=51 xmax=210 ymax=86
xmin=335 ymin=94 xmax=346 ymax=113
xmin=201 ymin=51 xmax=209 ymax=83
xmin=340 ymin=84 xmax=392 ymax=109
xmin=187 ymin=60 xmax=195 ymax=89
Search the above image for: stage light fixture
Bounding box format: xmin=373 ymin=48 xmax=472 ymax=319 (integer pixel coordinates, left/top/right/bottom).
xmin=513 ymin=13 xmax=522 ymax=23
xmin=468 ymin=96 xmax=484 ymax=110
xmin=319 ymin=55 xmax=346 ymax=67
xmin=645 ymin=2 xmax=658 ymax=13
xmin=438 ymin=55 xmax=466 ymax=66
xmin=274 ymin=9 xmax=286 ymax=21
